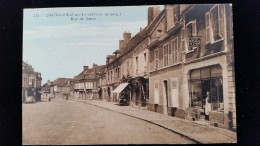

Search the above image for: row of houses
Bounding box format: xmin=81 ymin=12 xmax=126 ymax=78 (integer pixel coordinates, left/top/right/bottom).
xmin=22 ymin=61 xmax=42 ymax=102
xmin=43 ymin=4 xmax=235 ymax=130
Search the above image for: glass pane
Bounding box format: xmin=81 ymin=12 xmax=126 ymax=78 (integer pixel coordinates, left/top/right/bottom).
xmin=210 ymin=78 xmax=223 ymax=110
xmin=191 ymin=69 xmax=200 ymax=80
xmin=191 ymin=81 xmax=202 ymax=107
xmin=211 ymin=65 xmax=222 ymax=77
xmin=201 ymin=67 xmax=210 ymax=79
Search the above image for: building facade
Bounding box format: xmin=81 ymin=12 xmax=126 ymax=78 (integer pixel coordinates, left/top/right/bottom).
xmin=72 ymin=64 xmax=106 ymax=100
xmin=22 ymin=61 xmax=42 ymax=102
xmin=53 ymin=78 xmax=73 ymax=100
xmin=147 ymin=4 xmax=235 ymax=130
xmin=104 ymin=6 xmax=165 ymax=108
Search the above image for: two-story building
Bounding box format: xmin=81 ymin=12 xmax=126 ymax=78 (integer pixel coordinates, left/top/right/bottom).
xmin=148 ymin=5 xmax=184 ymax=116
xmin=53 ymin=78 xmax=73 ymax=100
xmin=22 ymin=61 xmax=42 ymax=102
xmin=181 ymin=4 xmax=235 ymax=129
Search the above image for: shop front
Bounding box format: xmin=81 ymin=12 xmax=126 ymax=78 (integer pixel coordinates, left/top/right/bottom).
xmin=112 ymin=83 xmax=130 ymax=105
xmin=188 ymin=64 xmax=225 ymax=123
xmin=129 ymin=77 xmax=149 ymax=107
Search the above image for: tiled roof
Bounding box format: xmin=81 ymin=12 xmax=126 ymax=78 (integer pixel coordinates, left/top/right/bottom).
xmin=74 ymin=70 xmax=85 ymax=81
xmin=53 ymin=78 xmax=73 ymax=86
xmin=112 ymin=9 xmax=166 ymax=61
xmin=96 ymin=65 xmax=106 ymax=74
xmin=83 ymin=65 xmax=106 ymax=80
xmin=84 ymin=68 xmax=96 ymax=80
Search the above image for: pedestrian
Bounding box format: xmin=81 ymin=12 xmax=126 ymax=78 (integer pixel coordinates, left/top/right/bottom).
xmin=205 ymin=91 xmax=211 ymax=120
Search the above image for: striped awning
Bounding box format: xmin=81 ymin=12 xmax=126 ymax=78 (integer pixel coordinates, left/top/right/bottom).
xmin=112 ymin=83 xmax=128 ymax=93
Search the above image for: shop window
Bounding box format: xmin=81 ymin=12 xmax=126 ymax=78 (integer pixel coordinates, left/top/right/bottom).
xmin=190 ymin=81 xmax=202 ymax=107
xmin=171 ymin=38 xmax=179 ymax=65
xmin=163 ymin=44 xmax=169 ymax=67
xmin=154 ymin=49 xmax=159 ymax=70
xmin=189 ymin=65 xmax=223 ymax=111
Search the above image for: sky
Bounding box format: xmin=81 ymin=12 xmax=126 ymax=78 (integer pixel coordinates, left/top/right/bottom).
xmin=23 ymin=5 xmax=164 ymax=84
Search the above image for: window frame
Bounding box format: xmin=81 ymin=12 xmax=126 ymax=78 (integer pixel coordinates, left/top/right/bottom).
xmin=181 ymin=28 xmax=186 ymax=52
xmin=154 ymin=49 xmax=159 ymax=70
xmin=205 ymin=12 xmax=211 ymax=44
xmin=171 ymin=37 xmax=179 ymax=65
xmin=210 ymin=4 xmax=224 ymax=43
xmin=186 ymin=20 xmax=197 ymax=52
xmin=163 ymin=43 xmax=170 ymax=67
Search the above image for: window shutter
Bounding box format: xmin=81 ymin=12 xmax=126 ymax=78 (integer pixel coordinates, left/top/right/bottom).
xmin=176 ymin=38 xmax=179 ymax=63
xmin=205 ymin=12 xmax=211 ymax=43
xmin=192 ymin=21 xmax=197 ymax=36
xmin=218 ymin=5 xmax=224 ymax=38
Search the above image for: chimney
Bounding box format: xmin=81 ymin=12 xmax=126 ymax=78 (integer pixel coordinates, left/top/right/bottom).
xmin=106 ymin=57 xmax=109 ymax=65
xmin=93 ymin=63 xmax=97 ymax=69
xmin=165 ymin=5 xmax=174 ymax=31
xmin=119 ymin=40 xmax=125 ymax=50
xmin=148 ymin=6 xmax=161 ymax=24
xmin=123 ymin=32 xmax=131 ymax=44
xmin=83 ymin=66 xmax=89 ymax=71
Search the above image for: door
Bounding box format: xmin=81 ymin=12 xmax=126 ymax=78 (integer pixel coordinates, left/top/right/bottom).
xmin=171 ymin=77 xmax=179 ymax=108
xmin=201 ymin=80 xmax=210 ymax=109
xmin=163 ymin=80 xmax=168 ymax=114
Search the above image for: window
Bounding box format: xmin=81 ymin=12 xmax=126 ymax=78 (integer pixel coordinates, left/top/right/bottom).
xmin=189 ymin=65 xmax=223 ymax=111
xmin=210 ymin=4 xmax=224 ymax=42
xmin=144 ymin=53 xmax=147 ymax=67
xmin=117 ymin=68 xmax=120 ymax=78
xmin=163 ymin=44 xmax=169 ymax=67
xmin=181 ymin=28 xmax=186 ymax=52
xmin=121 ymin=65 xmax=124 ymax=78
xmin=186 ymin=20 xmax=197 ymax=51
xmin=230 ymin=11 xmax=233 ymax=39
xmin=154 ymin=49 xmax=159 ymax=70
xmin=186 ymin=20 xmax=197 ymax=37
xmin=171 ymin=38 xmax=179 ymax=64
xmin=110 ymin=70 xmax=112 ymax=82
xmin=107 ymin=71 xmax=109 ymax=82
xmin=127 ymin=60 xmax=130 ymax=75
xmin=136 ymin=56 xmax=138 ymax=71
xmin=205 ymin=12 xmax=211 ymax=43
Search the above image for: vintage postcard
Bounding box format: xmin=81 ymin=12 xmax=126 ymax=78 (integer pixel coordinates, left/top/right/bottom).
xmin=22 ymin=4 xmax=236 ymax=144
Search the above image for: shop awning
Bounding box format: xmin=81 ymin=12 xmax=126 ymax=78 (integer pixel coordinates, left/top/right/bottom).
xmin=112 ymin=83 xmax=128 ymax=93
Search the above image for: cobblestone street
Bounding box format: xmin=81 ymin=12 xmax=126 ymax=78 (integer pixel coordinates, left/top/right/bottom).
xmin=22 ymin=98 xmax=193 ymax=145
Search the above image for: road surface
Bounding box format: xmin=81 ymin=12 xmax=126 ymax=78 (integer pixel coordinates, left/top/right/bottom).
xmin=23 ymin=99 xmax=192 ymax=145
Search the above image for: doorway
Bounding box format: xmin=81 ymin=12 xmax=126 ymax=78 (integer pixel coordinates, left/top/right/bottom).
xmin=201 ymin=80 xmax=210 ymax=108
xmin=163 ymin=80 xmax=168 ymax=114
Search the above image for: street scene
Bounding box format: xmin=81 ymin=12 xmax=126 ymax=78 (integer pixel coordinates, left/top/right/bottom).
xmin=23 ymin=4 xmax=236 ymax=144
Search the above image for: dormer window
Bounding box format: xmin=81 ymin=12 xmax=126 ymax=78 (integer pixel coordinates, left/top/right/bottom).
xmin=186 ymin=20 xmax=197 ymax=38
xmin=205 ymin=4 xmax=224 ymax=43
xmin=186 ymin=20 xmax=197 ymax=51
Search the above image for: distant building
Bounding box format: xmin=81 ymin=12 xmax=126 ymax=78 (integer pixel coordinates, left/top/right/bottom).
xmin=53 ymin=78 xmax=73 ymax=100
xmin=72 ymin=64 xmax=106 ymax=100
xmin=22 ymin=61 xmax=42 ymax=102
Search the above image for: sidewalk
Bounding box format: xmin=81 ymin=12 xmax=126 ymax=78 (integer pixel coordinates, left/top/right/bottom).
xmin=73 ymin=99 xmax=237 ymax=144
